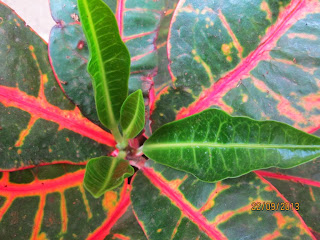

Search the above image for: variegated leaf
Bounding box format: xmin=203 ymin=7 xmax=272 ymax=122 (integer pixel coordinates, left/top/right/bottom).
xmin=131 ymin=160 xmax=315 ymax=239
xmin=0 ymin=164 xmax=146 ymax=239
xmin=255 ymin=129 xmax=320 ymax=237
xmin=151 ymin=0 xmax=320 ymax=134
xmin=147 ymin=1 xmax=320 ymax=236
xmin=49 ymin=0 xmax=179 ymax=127
xmin=0 ymin=3 xmax=114 ymax=171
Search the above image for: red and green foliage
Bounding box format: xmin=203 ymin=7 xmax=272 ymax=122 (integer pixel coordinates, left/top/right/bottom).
xmin=1 ymin=0 xmax=320 ymax=239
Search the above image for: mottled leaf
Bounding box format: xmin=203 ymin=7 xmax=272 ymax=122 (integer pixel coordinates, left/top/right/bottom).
xmin=120 ymin=90 xmax=145 ymax=139
xmin=255 ymin=129 xmax=320 ymax=237
xmin=0 ymin=3 xmax=114 ymax=171
xmin=144 ymin=109 xmax=320 ymax=182
xmin=256 ymin=163 xmax=320 ymax=238
xmin=50 ymin=0 xmax=117 ymax=25
xmin=49 ymin=0 xmax=179 ymax=126
xmin=151 ymin=0 xmax=320 ymax=133
xmin=84 ymin=156 xmax=134 ymax=198
xmin=77 ymin=0 xmax=130 ymax=130
xmin=131 ymin=160 xmax=314 ymax=239
xmin=0 ymin=164 xmax=146 ymax=239
xmin=147 ymin=1 xmax=320 ymax=236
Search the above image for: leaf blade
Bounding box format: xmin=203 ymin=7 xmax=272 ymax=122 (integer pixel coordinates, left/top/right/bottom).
xmin=0 ymin=3 xmax=114 ymax=171
xmin=143 ymin=109 xmax=320 ymax=182
xmin=77 ymin=0 xmax=130 ymax=129
xmin=49 ymin=0 xmax=178 ymax=126
xmin=151 ymin=0 xmax=320 ymax=133
xmin=0 ymin=164 xmax=146 ymax=239
xmin=131 ymin=160 xmax=315 ymax=239
xmin=84 ymin=156 xmax=134 ymax=198
xmin=120 ymin=89 xmax=145 ymax=139
xmin=256 ymin=145 xmax=320 ymax=237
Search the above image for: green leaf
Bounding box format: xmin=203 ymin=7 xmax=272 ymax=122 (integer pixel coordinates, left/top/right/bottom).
xmin=48 ymin=0 xmax=117 ymax=125
xmin=131 ymin=160 xmax=314 ymax=239
xmin=256 ymin=161 xmax=320 ymax=237
xmin=77 ymin=0 xmax=130 ymax=130
xmin=0 ymin=164 xmax=146 ymax=239
xmin=50 ymin=0 xmax=117 ymax=25
xmin=0 ymin=3 xmax=114 ymax=171
xmin=143 ymin=109 xmax=320 ymax=182
xmin=84 ymin=156 xmax=134 ymax=198
xmin=120 ymin=90 xmax=145 ymax=139
xmin=49 ymin=0 xmax=178 ymax=126
xmin=151 ymin=0 xmax=320 ymax=134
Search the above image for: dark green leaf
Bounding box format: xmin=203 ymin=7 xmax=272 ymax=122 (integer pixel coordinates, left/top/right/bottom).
xmin=84 ymin=156 xmax=134 ymax=198
xmin=77 ymin=0 xmax=130 ymax=130
xmin=120 ymin=90 xmax=145 ymax=139
xmin=151 ymin=0 xmax=320 ymax=135
xmin=0 ymin=3 xmax=114 ymax=171
xmin=131 ymin=160 xmax=314 ymax=239
xmin=0 ymin=164 xmax=146 ymax=239
xmin=49 ymin=0 xmax=178 ymax=126
xmin=144 ymin=109 xmax=320 ymax=182
xmin=48 ymin=0 xmax=117 ymax=124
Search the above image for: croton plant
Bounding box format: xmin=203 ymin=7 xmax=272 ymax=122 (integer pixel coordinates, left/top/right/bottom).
xmin=1 ymin=0 xmax=320 ymax=239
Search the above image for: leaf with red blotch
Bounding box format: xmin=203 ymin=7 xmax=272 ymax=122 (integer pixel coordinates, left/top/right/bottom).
xmin=256 ymin=161 xmax=320 ymax=239
xmin=151 ymin=0 xmax=320 ymax=133
xmin=147 ymin=0 xmax=320 ymax=237
xmin=0 ymin=3 xmax=115 ymax=171
xmin=49 ymin=0 xmax=179 ymax=127
xmin=255 ymin=129 xmax=320 ymax=238
xmin=0 ymin=164 xmax=146 ymax=239
xmin=131 ymin=160 xmax=315 ymax=239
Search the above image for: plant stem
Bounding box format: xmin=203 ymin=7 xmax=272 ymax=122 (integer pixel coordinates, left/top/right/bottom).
xmin=111 ymin=126 xmax=128 ymax=150
xmin=136 ymin=146 xmax=144 ymax=156
xmin=118 ymin=150 xmax=126 ymax=159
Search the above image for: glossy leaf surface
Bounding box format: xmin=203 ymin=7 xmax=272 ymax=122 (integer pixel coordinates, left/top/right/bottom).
xmin=256 ymin=163 xmax=320 ymax=238
xmin=0 ymin=3 xmax=114 ymax=171
xmin=84 ymin=156 xmax=134 ymax=198
xmin=144 ymin=0 xmax=320 ymax=237
xmin=131 ymin=160 xmax=314 ymax=239
xmin=255 ymin=129 xmax=320 ymax=237
xmin=49 ymin=0 xmax=179 ymax=125
xmin=144 ymin=109 xmax=320 ymax=182
xmin=151 ymin=0 xmax=320 ymax=133
xmin=78 ymin=0 xmax=130 ymax=130
xmin=120 ymin=90 xmax=145 ymax=139
xmin=145 ymin=0 xmax=320 ymax=235
xmin=2 ymin=0 xmax=319 ymax=238
xmin=0 ymin=164 xmax=146 ymax=239
xmin=0 ymin=4 xmax=145 ymax=239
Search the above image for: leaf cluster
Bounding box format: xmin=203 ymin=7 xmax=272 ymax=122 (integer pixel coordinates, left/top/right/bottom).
xmin=78 ymin=0 xmax=320 ymax=199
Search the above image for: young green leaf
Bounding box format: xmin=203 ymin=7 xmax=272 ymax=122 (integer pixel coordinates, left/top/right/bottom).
xmin=77 ymin=0 xmax=130 ymax=130
xmin=84 ymin=156 xmax=134 ymax=198
xmin=120 ymin=90 xmax=145 ymax=139
xmin=143 ymin=109 xmax=320 ymax=182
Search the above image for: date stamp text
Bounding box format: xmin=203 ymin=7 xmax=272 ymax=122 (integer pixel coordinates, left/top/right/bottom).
xmin=251 ymin=202 xmax=300 ymax=211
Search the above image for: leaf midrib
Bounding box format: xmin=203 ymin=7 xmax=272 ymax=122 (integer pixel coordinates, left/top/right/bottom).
xmin=82 ymin=0 xmax=116 ymax=128
xmin=124 ymin=97 xmax=141 ymax=137
xmin=98 ymin=158 xmax=117 ymax=196
xmin=144 ymin=142 xmax=320 ymax=149
xmin=174 ymin=0 xmax=306 ymax=119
